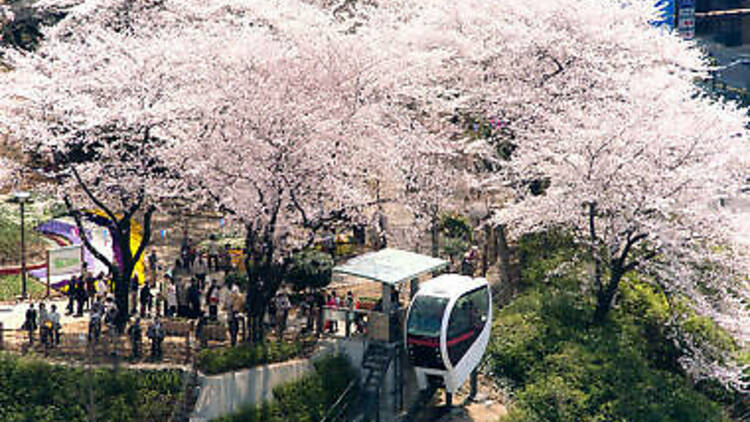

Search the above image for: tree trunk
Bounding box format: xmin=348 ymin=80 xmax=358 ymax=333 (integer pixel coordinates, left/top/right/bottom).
xmin=594 ymin=263 xmax=625 ymax=323
xmin=495 ymin=224 xmax=510 ymax=286
xmin=431 ymin=217 xmax=439 ymax=258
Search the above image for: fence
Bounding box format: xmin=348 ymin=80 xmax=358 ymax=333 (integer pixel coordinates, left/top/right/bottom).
xmin=0 ymin=318 xmax=241 ymax=365
xmin=319 ymin=306 xmax=406 ymax=343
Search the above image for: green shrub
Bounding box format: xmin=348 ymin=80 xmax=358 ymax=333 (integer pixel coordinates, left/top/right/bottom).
xmin=488 ymin=231 xmax=737 ymax=422
xmin=214 ymin=354 xmax=358 ymax=422
xmin=0 ymin=353 xmax=182 ymax=422
xmin=196 ymin=339 xmax=310 ymax=375
xmin=287 ymin=250 xmax=334 ymax=291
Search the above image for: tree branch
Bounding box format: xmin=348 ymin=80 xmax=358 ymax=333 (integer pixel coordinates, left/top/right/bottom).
xmin=70 ymin=165 xmax=119 ymax=225
xmin=131 ymin=204 xmax=155 ymax=267
xmin=64 ymin=194 xmax=115 ymax=274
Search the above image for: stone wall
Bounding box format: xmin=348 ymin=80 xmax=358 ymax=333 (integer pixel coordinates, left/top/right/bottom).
xmin=189 ymin=358 xmax=313 ymax=422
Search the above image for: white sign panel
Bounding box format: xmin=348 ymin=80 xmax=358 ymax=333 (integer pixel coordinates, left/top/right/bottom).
xmin=48 ymin=245 xmax=83 ymax=277
xmin=678 ymin=5 xmax=695 ymax=40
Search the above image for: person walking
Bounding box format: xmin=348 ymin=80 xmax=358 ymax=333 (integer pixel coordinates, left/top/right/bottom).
xmin=268 ymin=294 xmax=277 ymax=328
xmin=206 ymin=280 xmax=220 ymax=320
xmin=66 ymin=276 xmax=77 ymax=315
xmin=207 ymin=235 xmax=220 ymax=272
xmin=140 ymin=282 xmax=152 ymax=319
xmin=47 ymin=304 xmax=61 ymax=346
xmin=38 ymin=303 xmax=48 ymax=343
xmin=88 ymin=300 xmax=103 ymax=343
xmin=130 ymin=275 xmax=139 ymax=315
xmin=146 ymin=317 xmax=165 ymax=360
xmin=345 ymin=291 xmax=355 ymax=335
xmin=85 ymin=274 xmax=96 ymax=311
xmin=275 ymin=291 xmax=291 ymax=339
xmin=193 ymin=256 xmax=208 ymax=289
xmin=221 ymin=243 xmax=233 ymax=276
xmin=75 ymin=278 xmax=87 ymax=317
xmin=96 ymin=274 xmax=108 ymax=303
xmin=104 ymin=296 xmax=119 ymax=334
xmin=127 ymin=317 xmax=143 ymax=359
xmin=148 ymin=250 xmax=158 ymax=284
xmin=228 ymin=310 xmax=240 ymax=347
xmin=177 ymin=278 xmax=188 ymax=318
xmin=187 ymin=279 xmax=201 ymax=319
xmin=23 ymin=303 xmax=37 ymax=345
xmin=166 ymin=281 xmax=177 ymax=318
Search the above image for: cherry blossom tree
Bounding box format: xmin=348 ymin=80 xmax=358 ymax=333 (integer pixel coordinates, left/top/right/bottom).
xmin=352 ymin=0 xmax=750 ymax=390
xmin=0 ymin=0 xmax=209 ymax=326
xmin=0 ymin=0 xmax=454 ymax=333
xmin=168 ymin=8 xmax=452 ymax=340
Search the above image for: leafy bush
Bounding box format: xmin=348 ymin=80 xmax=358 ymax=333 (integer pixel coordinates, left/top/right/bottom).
xmin=488 ymin=232 xmax=737 ymax=422
xmin=286 ymin=250 xmax=334 ymax=291
xmin=196 ymin=339 xmax=310 ymax=375
xmin=0 ymin=353 xmax=182 ymax=422
xmin=214 ymin=354 xmax=358 ymax=422
xmin=439 ymin=211 xmax=474 ymax=264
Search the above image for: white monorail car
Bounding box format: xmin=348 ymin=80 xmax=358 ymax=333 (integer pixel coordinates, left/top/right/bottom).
xmin=405 ymin=274 xmax=492 ymax=393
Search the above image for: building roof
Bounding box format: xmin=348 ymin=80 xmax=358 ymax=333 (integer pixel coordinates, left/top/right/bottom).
xmin=332 ymin=248 xmax=448 ymax=286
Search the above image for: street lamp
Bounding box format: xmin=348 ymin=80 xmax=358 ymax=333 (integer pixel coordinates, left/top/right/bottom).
xmin=10 ymin=191 xmax=31 ymax=300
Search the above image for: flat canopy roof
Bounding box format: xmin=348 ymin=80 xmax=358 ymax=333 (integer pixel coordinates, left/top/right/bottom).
xmin=333 ymin=248 xmax=448 ymax=286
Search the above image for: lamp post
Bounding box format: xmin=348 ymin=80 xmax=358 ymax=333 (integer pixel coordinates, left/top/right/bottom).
xmin=11 ymin=191 xmax=31 ymax=300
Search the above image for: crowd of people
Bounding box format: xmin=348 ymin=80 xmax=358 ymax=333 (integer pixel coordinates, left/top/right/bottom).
xmin=18 ymin=230 xmax=434 ymax=359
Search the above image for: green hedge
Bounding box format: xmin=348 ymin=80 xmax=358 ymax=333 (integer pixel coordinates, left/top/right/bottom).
xmin=214 ymin=354 xmax=358 ymax=422
xmin=0 ymin=353 xmax=183 ymax=422
xmin=488 ymin=232 xmax=737 ymax=422
xmin=196 ymin=340 xmax=310 ymax=375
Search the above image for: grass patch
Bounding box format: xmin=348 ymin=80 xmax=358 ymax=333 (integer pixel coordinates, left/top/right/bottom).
xmin=0 ymin=204 xmax=48 ymax=266
xmin=214 ymin=354 xmax=358 ymax=422
xmin=0 ymin=353 xmax=183 ymax=422
xmin=196 ymin=339 xmax=312 ymax=375
xmin=0 ymin=274 xmax=47 ymax=301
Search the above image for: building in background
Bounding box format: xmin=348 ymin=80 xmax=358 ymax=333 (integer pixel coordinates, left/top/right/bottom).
xmin=694 ymin=0 xmax=750 ymax=91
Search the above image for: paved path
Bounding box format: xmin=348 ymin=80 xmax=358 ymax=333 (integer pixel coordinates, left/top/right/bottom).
xmin=0 ymin=297 xmax=82 ymax=330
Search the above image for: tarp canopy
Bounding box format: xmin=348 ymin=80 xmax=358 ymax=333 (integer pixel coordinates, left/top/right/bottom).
xmin=333 ymin=248 xmax=448 ymax=286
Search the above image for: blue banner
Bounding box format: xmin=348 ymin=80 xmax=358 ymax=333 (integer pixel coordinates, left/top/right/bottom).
xmin=652 ymin=0 xmax=675 ymax=28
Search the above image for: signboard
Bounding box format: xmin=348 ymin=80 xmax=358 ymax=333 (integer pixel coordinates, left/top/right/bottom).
xmin=677 ymin=0 xmax=695 ymax=40
xmin=652 ymin=0 xmax=675 ymax=28
xmin=48 ymin=245 xmax=83 ymax=277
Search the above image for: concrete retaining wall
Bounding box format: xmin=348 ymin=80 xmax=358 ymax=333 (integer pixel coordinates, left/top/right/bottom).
xmin=189 ymin=358 xmax=313 ymax=422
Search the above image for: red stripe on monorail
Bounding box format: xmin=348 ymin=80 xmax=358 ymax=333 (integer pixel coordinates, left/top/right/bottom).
xmin=446 ymin=329 xmax=475 ymax=347
xmin=408 ymin=337 xmax=439 ymax=347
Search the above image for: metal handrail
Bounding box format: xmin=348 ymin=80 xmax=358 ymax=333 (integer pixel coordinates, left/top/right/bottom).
xmin=320 ymin=379 xmax=358 ymax=422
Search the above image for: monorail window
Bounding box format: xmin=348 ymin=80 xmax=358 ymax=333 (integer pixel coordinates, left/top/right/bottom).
xmin=407 ymin=296 xmax=448 ymax=337
xmin=447 ymin=287 xmax=489 ymax=365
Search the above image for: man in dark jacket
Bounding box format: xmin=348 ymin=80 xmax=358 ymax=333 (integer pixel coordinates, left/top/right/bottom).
xmin=130 ymin=276 xmax=139 ymax=315
xmin=75 ymin=278 xmax=87 ymax=317
xmin=228 ymin=310 xmax=240 ymax=347
xmin=140 ymin=282 xmax=152 ymax=318
xmin=23 ymin=303 xmax=37 ymax=344
xmin=147 ymin=317 xmax=165 ymax=360
xmin=187 ymin=280 xmax=201 ymax=319
xmin=66 ymin=276 xmax=77 ymax=315
xmin=127 ymin=317 xmax=143 ymax=359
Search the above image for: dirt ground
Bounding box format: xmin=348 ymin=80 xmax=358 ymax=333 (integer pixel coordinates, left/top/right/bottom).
xmin=412 ymin=373 xmax=508 ymax=422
